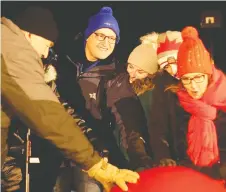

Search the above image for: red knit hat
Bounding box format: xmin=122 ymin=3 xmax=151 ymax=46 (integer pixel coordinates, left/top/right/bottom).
xmin=177 ymin=26 xmax=212 ymax=78
xmin=111 ymin=167 xmax=226 ymax=192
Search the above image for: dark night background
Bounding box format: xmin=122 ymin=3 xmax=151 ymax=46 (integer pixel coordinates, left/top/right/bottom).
xmin=2 ymin=1 xmax=226 ymax=72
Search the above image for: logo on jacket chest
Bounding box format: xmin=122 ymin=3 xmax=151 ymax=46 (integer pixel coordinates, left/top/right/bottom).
xmin=89 ymin=93 xmax=97 ymax=100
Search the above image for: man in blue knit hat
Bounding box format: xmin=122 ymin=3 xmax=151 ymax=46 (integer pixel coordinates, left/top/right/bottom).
xmin=84 ymin=6 xmax=120 ymax=61
xmin=1 ymin=6 xmax=141 ymax=192
xmin=55 ymin=6 xmax=152 ymax=192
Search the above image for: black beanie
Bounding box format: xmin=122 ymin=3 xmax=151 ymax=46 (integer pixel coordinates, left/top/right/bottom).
xmin=14 ymin=6 xmax=58 ymax=42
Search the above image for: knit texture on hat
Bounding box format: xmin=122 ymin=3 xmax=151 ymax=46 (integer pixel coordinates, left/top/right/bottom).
xmin=128 ymin=44 xmax=158 ymax=74
xmin=177 ymin=26 xmax=212 ymax=77
xmin=14 ymin=6 xmax=58 ymax=42
xmin=84 ymin=7 xmax=120 ymax=43
xmin=157 ymin=31 xmax=183 ymax=69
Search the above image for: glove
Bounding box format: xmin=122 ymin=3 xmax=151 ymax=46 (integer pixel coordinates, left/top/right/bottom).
xmin=133 ymin=156 xmax=154 ymax=172
xmin=86 ymin=158 xmax=140 ymax=192
xmin=159 ymin=158 xmax=177 ymax=167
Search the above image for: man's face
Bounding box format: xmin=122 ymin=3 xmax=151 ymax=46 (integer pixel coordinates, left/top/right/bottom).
xmin=85 ymin=28 xmax=116 ymax=61
xmin=181 ymin=72 xmax=209 ymax=99
xmin=127 ymin=63 xmax=149 ymax=83
xmin=29 ymin=34 xmax=54 ymax=58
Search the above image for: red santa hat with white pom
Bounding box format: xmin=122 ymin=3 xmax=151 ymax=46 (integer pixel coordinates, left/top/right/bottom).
xmin=157 ymin=31 xmax=183 ymax=76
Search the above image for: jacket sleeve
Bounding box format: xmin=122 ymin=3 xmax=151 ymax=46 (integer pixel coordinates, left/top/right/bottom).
xmin=61 ymin=100 xmax=107 ymax=154
xmin=148 ymin=73 xmax=172 ymax=162
xmin=107 ymin=73 xmax=152 ymax=170
xmin=1 ymin=55 xmax=101 ymax=170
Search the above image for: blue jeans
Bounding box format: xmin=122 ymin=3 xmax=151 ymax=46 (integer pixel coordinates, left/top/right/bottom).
xmin=53 ymin=166 xmax=103 ymax=192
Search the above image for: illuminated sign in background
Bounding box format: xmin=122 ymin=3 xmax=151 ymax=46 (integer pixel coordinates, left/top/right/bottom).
xmin=201 ymin=10 xmax=222 ymax=28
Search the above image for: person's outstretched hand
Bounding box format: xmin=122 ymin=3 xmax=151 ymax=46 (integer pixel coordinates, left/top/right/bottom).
xmin=86 ymin=158 xmax=140 ymax=192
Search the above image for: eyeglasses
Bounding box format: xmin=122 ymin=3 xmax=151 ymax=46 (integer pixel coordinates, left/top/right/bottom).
xmin=181 ymin=74 xmax=205 ymax=85
xmin=94 ymin=33 xmax=116 ymax=44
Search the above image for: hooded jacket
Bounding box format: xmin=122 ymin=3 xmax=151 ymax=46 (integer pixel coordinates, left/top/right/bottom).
xmin=1 ymin=17 xmax=101 ymax=170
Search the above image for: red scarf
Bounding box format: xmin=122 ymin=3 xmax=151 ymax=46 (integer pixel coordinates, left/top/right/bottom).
xmin=177 ymin=67 xmax=226 ymax=167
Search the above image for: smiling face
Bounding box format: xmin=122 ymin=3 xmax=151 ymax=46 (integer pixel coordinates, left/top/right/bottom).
xmin=127 ymin=63 xmax=149 ymax=83
xmin=181 ymin=72 xmax=209 ymax=99
xmin=85 ymin=28 xmax=116 ymax=62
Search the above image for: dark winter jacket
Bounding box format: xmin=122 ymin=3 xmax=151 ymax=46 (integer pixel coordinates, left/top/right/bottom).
xmin=149 ymin=70 xmax=226 ymax=179
xmin=56 ymin=35 xmax=152 ymax=170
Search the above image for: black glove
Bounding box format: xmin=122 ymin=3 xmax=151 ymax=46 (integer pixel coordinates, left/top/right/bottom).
xmin=179 ymin=159 xmax=225 ymax=180
xmin=132 ymin=156 xmax=154 ymax=172
xmin=159 ymin=158 xmax=177 ymax=167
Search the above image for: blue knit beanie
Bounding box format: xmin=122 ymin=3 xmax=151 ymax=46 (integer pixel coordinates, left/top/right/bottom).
xmin=84 ymin=7 xmax=120 ymax=44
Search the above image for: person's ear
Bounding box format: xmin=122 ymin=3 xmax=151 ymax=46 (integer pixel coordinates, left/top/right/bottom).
xmin=23 ymin=31 xmax=32 ymax=43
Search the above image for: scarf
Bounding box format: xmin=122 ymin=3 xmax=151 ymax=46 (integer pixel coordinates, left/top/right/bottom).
xmin=177 ymin=67 xmax=226 ymax=166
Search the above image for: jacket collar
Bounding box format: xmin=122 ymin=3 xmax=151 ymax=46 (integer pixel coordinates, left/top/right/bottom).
xmin=66 ymin=32 xmax=118 ymax=74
